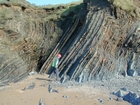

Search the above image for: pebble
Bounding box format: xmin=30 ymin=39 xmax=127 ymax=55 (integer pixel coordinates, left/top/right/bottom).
xmin=117 ymin=97 xmax=123 ymax=101
xmin=39 ymin=99 xmax=44 ymax=105
xmin=109 ymin=97 xmax=113 ymax=100
xmin=98 ymin=98 xmax=104 ymax=103
xmin=120 ymin=87 xmax=128 ymax=91
xmin=115 ymin=90 xmax=123 ymax=97
xmin=62 ymin=95 xmax=69 ymax=98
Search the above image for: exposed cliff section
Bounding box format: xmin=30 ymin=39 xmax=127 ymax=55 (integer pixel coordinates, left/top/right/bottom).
xmin=40 ymin=0 xmax=140 ymax=82
xmin=0 ymin=0 xmax=140 ymax=84
xmin=0 ymin=1 xmax=83 ymax=83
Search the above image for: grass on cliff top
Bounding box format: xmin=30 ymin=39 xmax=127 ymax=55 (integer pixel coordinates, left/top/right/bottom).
xmin=0 ymin=0 xmax=83 ymax=21
xmin=0 ymin=0 xmax=82 ymax=8
xmin=42 ymin=1 xmax=84 ymax=22
xmin=108 ymin=0 xmax=136 ymax=12
xmin=61 ymin=3 xmax=84 ymax=17
xmin=0 ymin=0 xmax=31 ymax=7
xmin=0 ymin=9 xmax=15 ymax=21
xmin=108 ymin=0 xmax=140 ymax=18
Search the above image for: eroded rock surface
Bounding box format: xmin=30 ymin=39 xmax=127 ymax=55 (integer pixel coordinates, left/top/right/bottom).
xmin=0 ymin=2 xmax=67 ymax=82
xmin=40 ymin=0 xmax=140 ymax=82
xmin=0 ymin=0 xmax=140 ymax=83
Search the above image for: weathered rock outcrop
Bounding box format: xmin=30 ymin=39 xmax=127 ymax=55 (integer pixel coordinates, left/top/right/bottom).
xmin=40 ymin=0 xmax=140 ymax=82
xmin=0 ymin=0 xmax=140 ymax=83
xmin=0 ymin=2 xmax=70 ymax=82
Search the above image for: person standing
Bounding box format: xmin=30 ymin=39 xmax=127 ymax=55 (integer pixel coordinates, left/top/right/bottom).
xmin=49 ymin=54 xmax=62 ymax=80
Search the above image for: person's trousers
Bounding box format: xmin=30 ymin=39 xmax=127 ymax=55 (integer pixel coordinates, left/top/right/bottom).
xmin=50 ymin=67 xmax=59 ymax=79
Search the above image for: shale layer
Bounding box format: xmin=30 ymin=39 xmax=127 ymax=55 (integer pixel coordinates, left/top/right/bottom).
xmin=40 ymin=0 xmax=140 ymax=82
xmin=0 ymin=0 xmax=140 ymax=83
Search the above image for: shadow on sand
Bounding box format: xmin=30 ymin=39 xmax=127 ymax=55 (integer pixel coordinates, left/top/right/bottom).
xmin=36 ymin=78 xmax=52 ymax=81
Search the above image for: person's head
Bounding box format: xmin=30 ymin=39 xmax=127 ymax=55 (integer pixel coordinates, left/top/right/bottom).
xmin=57 ymin=53 xmax=62 ymax=58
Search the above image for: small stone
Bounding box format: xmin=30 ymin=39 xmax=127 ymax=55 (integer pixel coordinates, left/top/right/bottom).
xmin=101 ymin=84 xmax=104 ymax=86
xmin=48 ymin=85 xmax=53 ymax=93
xmin=110 ymin=92 xmax=115 ymax=95
xmin=24 ymin=83 xmax=35 ymax=90
xmin=39 ymin=99 xmax=44 ymax=105
xmin=109 ymin=97 xmax=113 ymax=100
xmin=120 ymin=87 xmax=128 ymax=91
xmin=53 ymin=89 xmax=59 ymax=93
xmin=98 ymin=98 xmax=104 ymax=103
xmin=127 ymin=69 xmax=136 ymax=77
xmin=115 ymin=90 xmax=123 ymax=97
xmin=117 ymin=97 xmax=123 ymax=101
xmin=62 ymin=95 xmax=69 ymax=98
xmin=67 ymin=86 xmax=71 ymax=88
xmin=29 ymin=71 xmax=37 ymax=76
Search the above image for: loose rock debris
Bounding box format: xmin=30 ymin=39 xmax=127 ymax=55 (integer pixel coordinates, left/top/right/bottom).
xmin=23 ymin=82 xmax=35 ymax=91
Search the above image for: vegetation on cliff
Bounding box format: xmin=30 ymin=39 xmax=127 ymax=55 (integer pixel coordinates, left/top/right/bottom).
xmin=108 ymin=0 xmax=140 ymax=18
xmin=0 ymin=0 xmax=83 ymax=22
xmin=0 ymin=0 xmax=140 ymax=83
xmin=0 ymin=0 xmax=84 ymax=82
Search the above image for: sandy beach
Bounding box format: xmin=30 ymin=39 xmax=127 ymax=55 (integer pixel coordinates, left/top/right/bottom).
xmin=0 ymin=74 xmax=131 ymax=105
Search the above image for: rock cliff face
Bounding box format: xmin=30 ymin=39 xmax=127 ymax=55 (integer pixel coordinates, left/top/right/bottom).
xmin=40 ymin=0 xmax=140 ymax=82
xmin=0 ymin=0 xmax=140 ymax=83
xmin=0 ymin=2 xmax=69 ymax=82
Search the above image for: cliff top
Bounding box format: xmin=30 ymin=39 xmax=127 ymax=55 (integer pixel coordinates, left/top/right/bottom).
xmin=0 ymin=0 xmax=139 ymax=19
xmin=108 ymin=0 xmax=140 ymax=19
xmin=0 ymin=0 xmax=84 ymax=22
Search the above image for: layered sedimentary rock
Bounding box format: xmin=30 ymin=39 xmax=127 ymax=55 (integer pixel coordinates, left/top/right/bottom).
xmin=0 ymin=3 xmax=65 ymax=82
xmin=40 ymin=0 xmax=140 ymax=82
xmin=0 ymin=0 xmax=140 ymax=83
